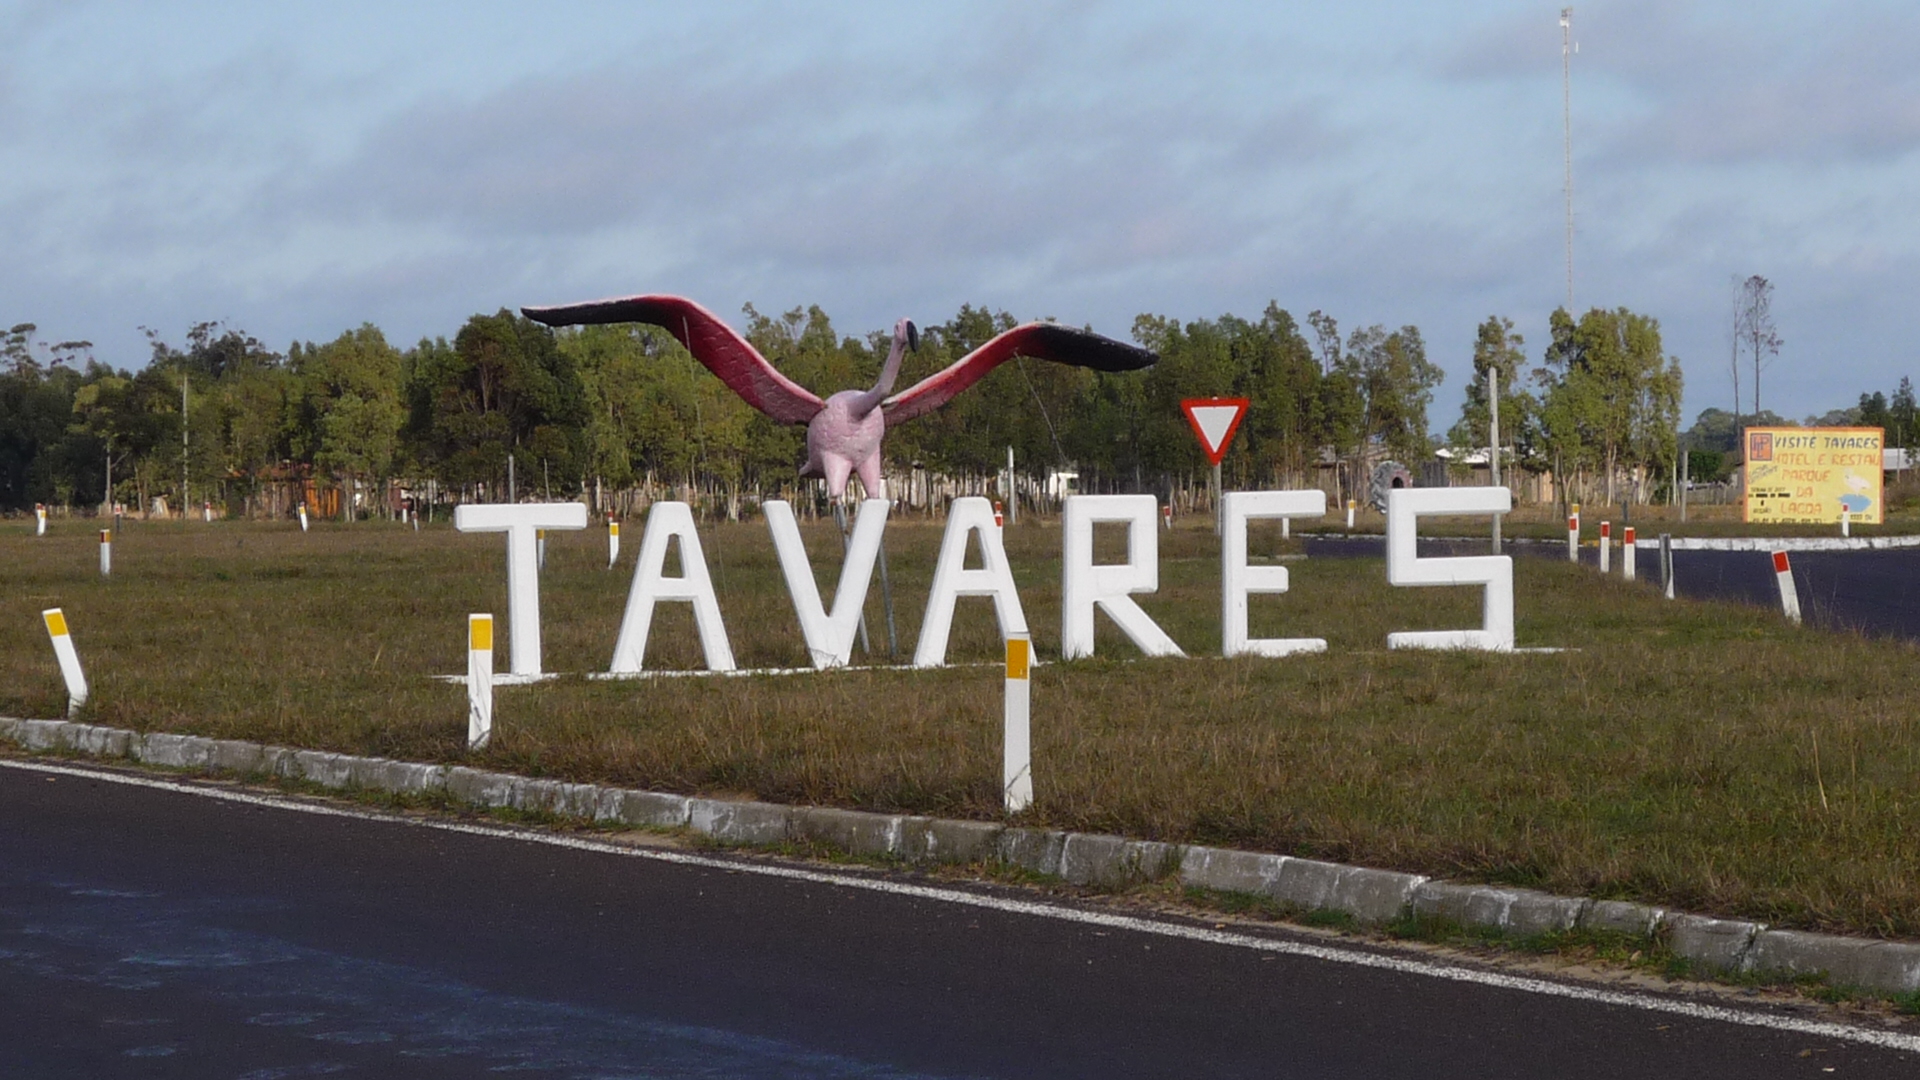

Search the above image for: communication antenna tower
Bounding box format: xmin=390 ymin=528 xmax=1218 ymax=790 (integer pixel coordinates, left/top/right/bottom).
xmin=1561 ymin=7 xmax=1576 ymax=312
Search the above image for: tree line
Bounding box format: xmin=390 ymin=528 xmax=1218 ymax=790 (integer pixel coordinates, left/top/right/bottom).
xmin=0 ymin=300 xmax=1690 ymax=516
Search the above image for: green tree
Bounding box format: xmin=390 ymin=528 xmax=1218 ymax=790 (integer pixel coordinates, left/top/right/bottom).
xmin=404 ymin=311 xmax=587 ymax=497
xmin=1448 ymin=316 xmax=1540 ymax=468
xmin=1344 ymin=323 xmax=1442 ymax=463
xmin=1538 ymin=307 xmax=1684 ymax=505
xmin=299 ymin=325 xmax=405 ymax=520
xmin=1889 ymin=377 xmax=1916 ymax=448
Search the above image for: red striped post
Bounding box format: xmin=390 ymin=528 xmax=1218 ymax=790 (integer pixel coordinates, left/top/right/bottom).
xmin=1772 ymin=550 xmax=1801 ymax=625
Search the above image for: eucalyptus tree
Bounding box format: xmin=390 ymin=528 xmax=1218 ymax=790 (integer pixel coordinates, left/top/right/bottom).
xmin=1538 ymin=307 xmax=1683 ymax=505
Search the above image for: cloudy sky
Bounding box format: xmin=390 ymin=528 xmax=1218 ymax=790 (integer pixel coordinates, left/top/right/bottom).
xmin=4 ymin=0 xmax=1915 ymax=427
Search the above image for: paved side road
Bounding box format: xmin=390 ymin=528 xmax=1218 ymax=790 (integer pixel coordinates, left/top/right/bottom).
xmin=1307 ymin=536 xmax=1920 ymax=641
xmin=0 ymin=760 xmax=1909 ymax=1078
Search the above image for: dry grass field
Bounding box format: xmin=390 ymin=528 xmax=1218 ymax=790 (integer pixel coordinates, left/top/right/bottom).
xmin=5 ymin=511 xmax=1920 ymax=939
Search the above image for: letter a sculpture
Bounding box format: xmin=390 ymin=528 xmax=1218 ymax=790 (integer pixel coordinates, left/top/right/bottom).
xmin=522 ymin=294 xmax=1157 ymax=498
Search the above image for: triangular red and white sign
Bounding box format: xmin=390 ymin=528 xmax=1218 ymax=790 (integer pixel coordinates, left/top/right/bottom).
xmin=1181 ymin=398 xmax=1249 ymax=466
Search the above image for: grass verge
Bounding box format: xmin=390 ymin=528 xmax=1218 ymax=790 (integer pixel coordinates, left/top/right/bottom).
xmin=5 ymin=515 xmax=1920 ymax=941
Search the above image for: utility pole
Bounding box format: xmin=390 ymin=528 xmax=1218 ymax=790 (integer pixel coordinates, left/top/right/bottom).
xmin=1007 ymin=446 xmax=1017 ymax=525
xmin=1489 ymin=363 xmax=1502 ymax=552
xmin=181 ymin=372 xmax=189 ymax=519
xmin=1561 ymin=7 xmax=1576 ymax=312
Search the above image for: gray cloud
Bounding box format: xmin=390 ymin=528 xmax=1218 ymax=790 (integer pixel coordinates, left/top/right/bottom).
xmin=1442 ymin=2 xmax=1920 ymax=164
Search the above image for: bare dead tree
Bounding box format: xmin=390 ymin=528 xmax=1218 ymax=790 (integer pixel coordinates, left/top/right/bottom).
xmin=1728 ymin=278 xmax=1742 ymax=442
xmin=1735 ymin=275 xmax=1782 ymax=418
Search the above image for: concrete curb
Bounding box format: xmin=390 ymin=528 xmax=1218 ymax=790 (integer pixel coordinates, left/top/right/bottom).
xmin=7 ymin=715 xmax=1919 ymax=997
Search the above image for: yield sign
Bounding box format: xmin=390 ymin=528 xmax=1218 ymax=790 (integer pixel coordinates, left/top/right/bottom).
xmin=1181 ymin=398 xmax=1249 ymax=466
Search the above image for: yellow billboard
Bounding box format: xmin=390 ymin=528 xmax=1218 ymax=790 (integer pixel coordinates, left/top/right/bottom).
xmin=1743 ymin=427 xmax=1883 ymax=524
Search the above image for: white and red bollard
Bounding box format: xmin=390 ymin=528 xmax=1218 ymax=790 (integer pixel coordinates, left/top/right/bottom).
xmin=1567 ymin=508 xmax=1580 ymax=562
xmin=1841 ymin=508 xmax=1851 ymax=538
xmin=1773 ymin=550 xmax=1802 ymax=625
xmin=993 ymin=501 xmax=1004 ymax=529
xmin=1599 ymin=521 xmax=1611 ymax=573
xmin=98 ymin=529 xmax=111 ymax=577
xmin=203 ymin=500 xmax=212 ymax=523
xmin=34 ymin=503 xmax=46 ymax=536
xmin=1622 ymin=526 xmax=1636 ymax=581
xmin=1162 ymin=504 xmax=1172 ymax=531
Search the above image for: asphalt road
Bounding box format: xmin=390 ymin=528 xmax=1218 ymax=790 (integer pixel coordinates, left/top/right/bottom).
xmin=1662 ymin=548 xmax=1920 ymax=639
xmin=1306 ymin=535 xmax=1920 ymax=641
xmin=1 ymin=760 xmax=1913 ymax=1078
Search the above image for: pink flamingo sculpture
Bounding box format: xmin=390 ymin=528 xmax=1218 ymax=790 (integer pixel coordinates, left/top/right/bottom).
xmin=521 ymin=294 xmax=1157 ymax=499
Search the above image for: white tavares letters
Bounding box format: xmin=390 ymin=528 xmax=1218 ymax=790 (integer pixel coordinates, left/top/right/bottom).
xmin=1222 ymin=490 xmax=1328 ymax=657
xmin=1060 ymin=495 xmax=1183 ymax=659
xmin=453 ymin=502 xmax=589 ymax=675
xmin=1384 ymin=487 xmax=1514 ymax=651
xmin=611 ymin=501 xmax=736 ymax=673
xmin=765 ymin=498 xmax=890 ymax=669
xmin=914 ymin=496 xmax=1028 ymax=668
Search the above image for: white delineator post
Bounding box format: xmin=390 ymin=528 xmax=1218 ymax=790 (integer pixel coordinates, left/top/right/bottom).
xmin=1599 ymin=521 xmax=1611 ymax=573
xmin=1622 ymin=526 xmax=1636 ymax=581
xmin=607 ymin=520 xmax=620 ymax=568
xmin=1773 ymin=551 xmax=1802 ymax=625
xmin=467 ymin=614 xmax=494 ymax=750
xmin=1842 ymin=508 xmax=1851 ymax=537
xmin=42 ymin=608 xmax=88 ymax=717
xmin=98 ymin=529 xmax=111 ymax=576
xmin=537 ymin=529 xmax=547 ymax=570
xmin=35 ymin=503 xmax=46 ymax=536
xmin=1567 ymin=511 xmax=1580 ymax=562
xmin=1346 ymin=499 xmax=1356 ymax=530
xmin=1003 ymin=630 xmax=1032 ymax=814
xmin=203 ymin=500 xmax=211 ymax=523
xmin=1162 ymin=504 xmax=1171 ymax=531
xmin=298 ymin=504 xmax=309 ymax=532
xmin=993 ymin=501 xmax=1004 ymax=529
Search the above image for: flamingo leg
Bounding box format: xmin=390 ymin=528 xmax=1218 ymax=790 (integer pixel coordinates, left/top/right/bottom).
xmin=854 ymin=453 xmax=885 ymax=503
xmin=822 ymin=454 xmax=854 ymax=501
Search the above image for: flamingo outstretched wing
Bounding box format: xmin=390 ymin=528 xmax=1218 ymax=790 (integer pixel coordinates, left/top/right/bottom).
xmin=521 ymin=294 xmax=824 ymax=425
xmin=881 ymin=323 xmax=1156 ymax=426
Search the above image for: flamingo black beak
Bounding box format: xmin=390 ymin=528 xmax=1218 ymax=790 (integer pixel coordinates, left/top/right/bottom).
xmin=906 ymin=321 xmax=919 ymax=352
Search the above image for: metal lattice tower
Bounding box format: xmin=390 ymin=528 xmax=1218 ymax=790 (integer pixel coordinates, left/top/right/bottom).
xmin=1561 ymin=7 xmax=1575 ymax=312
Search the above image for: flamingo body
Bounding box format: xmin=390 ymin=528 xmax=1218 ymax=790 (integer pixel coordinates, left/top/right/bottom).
xmin=805 ymin=390 xmax=889 ymax=498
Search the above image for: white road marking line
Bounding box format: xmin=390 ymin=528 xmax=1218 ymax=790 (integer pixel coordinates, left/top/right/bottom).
xmin=6 ymin=755 xmax=1918 ymax=1054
